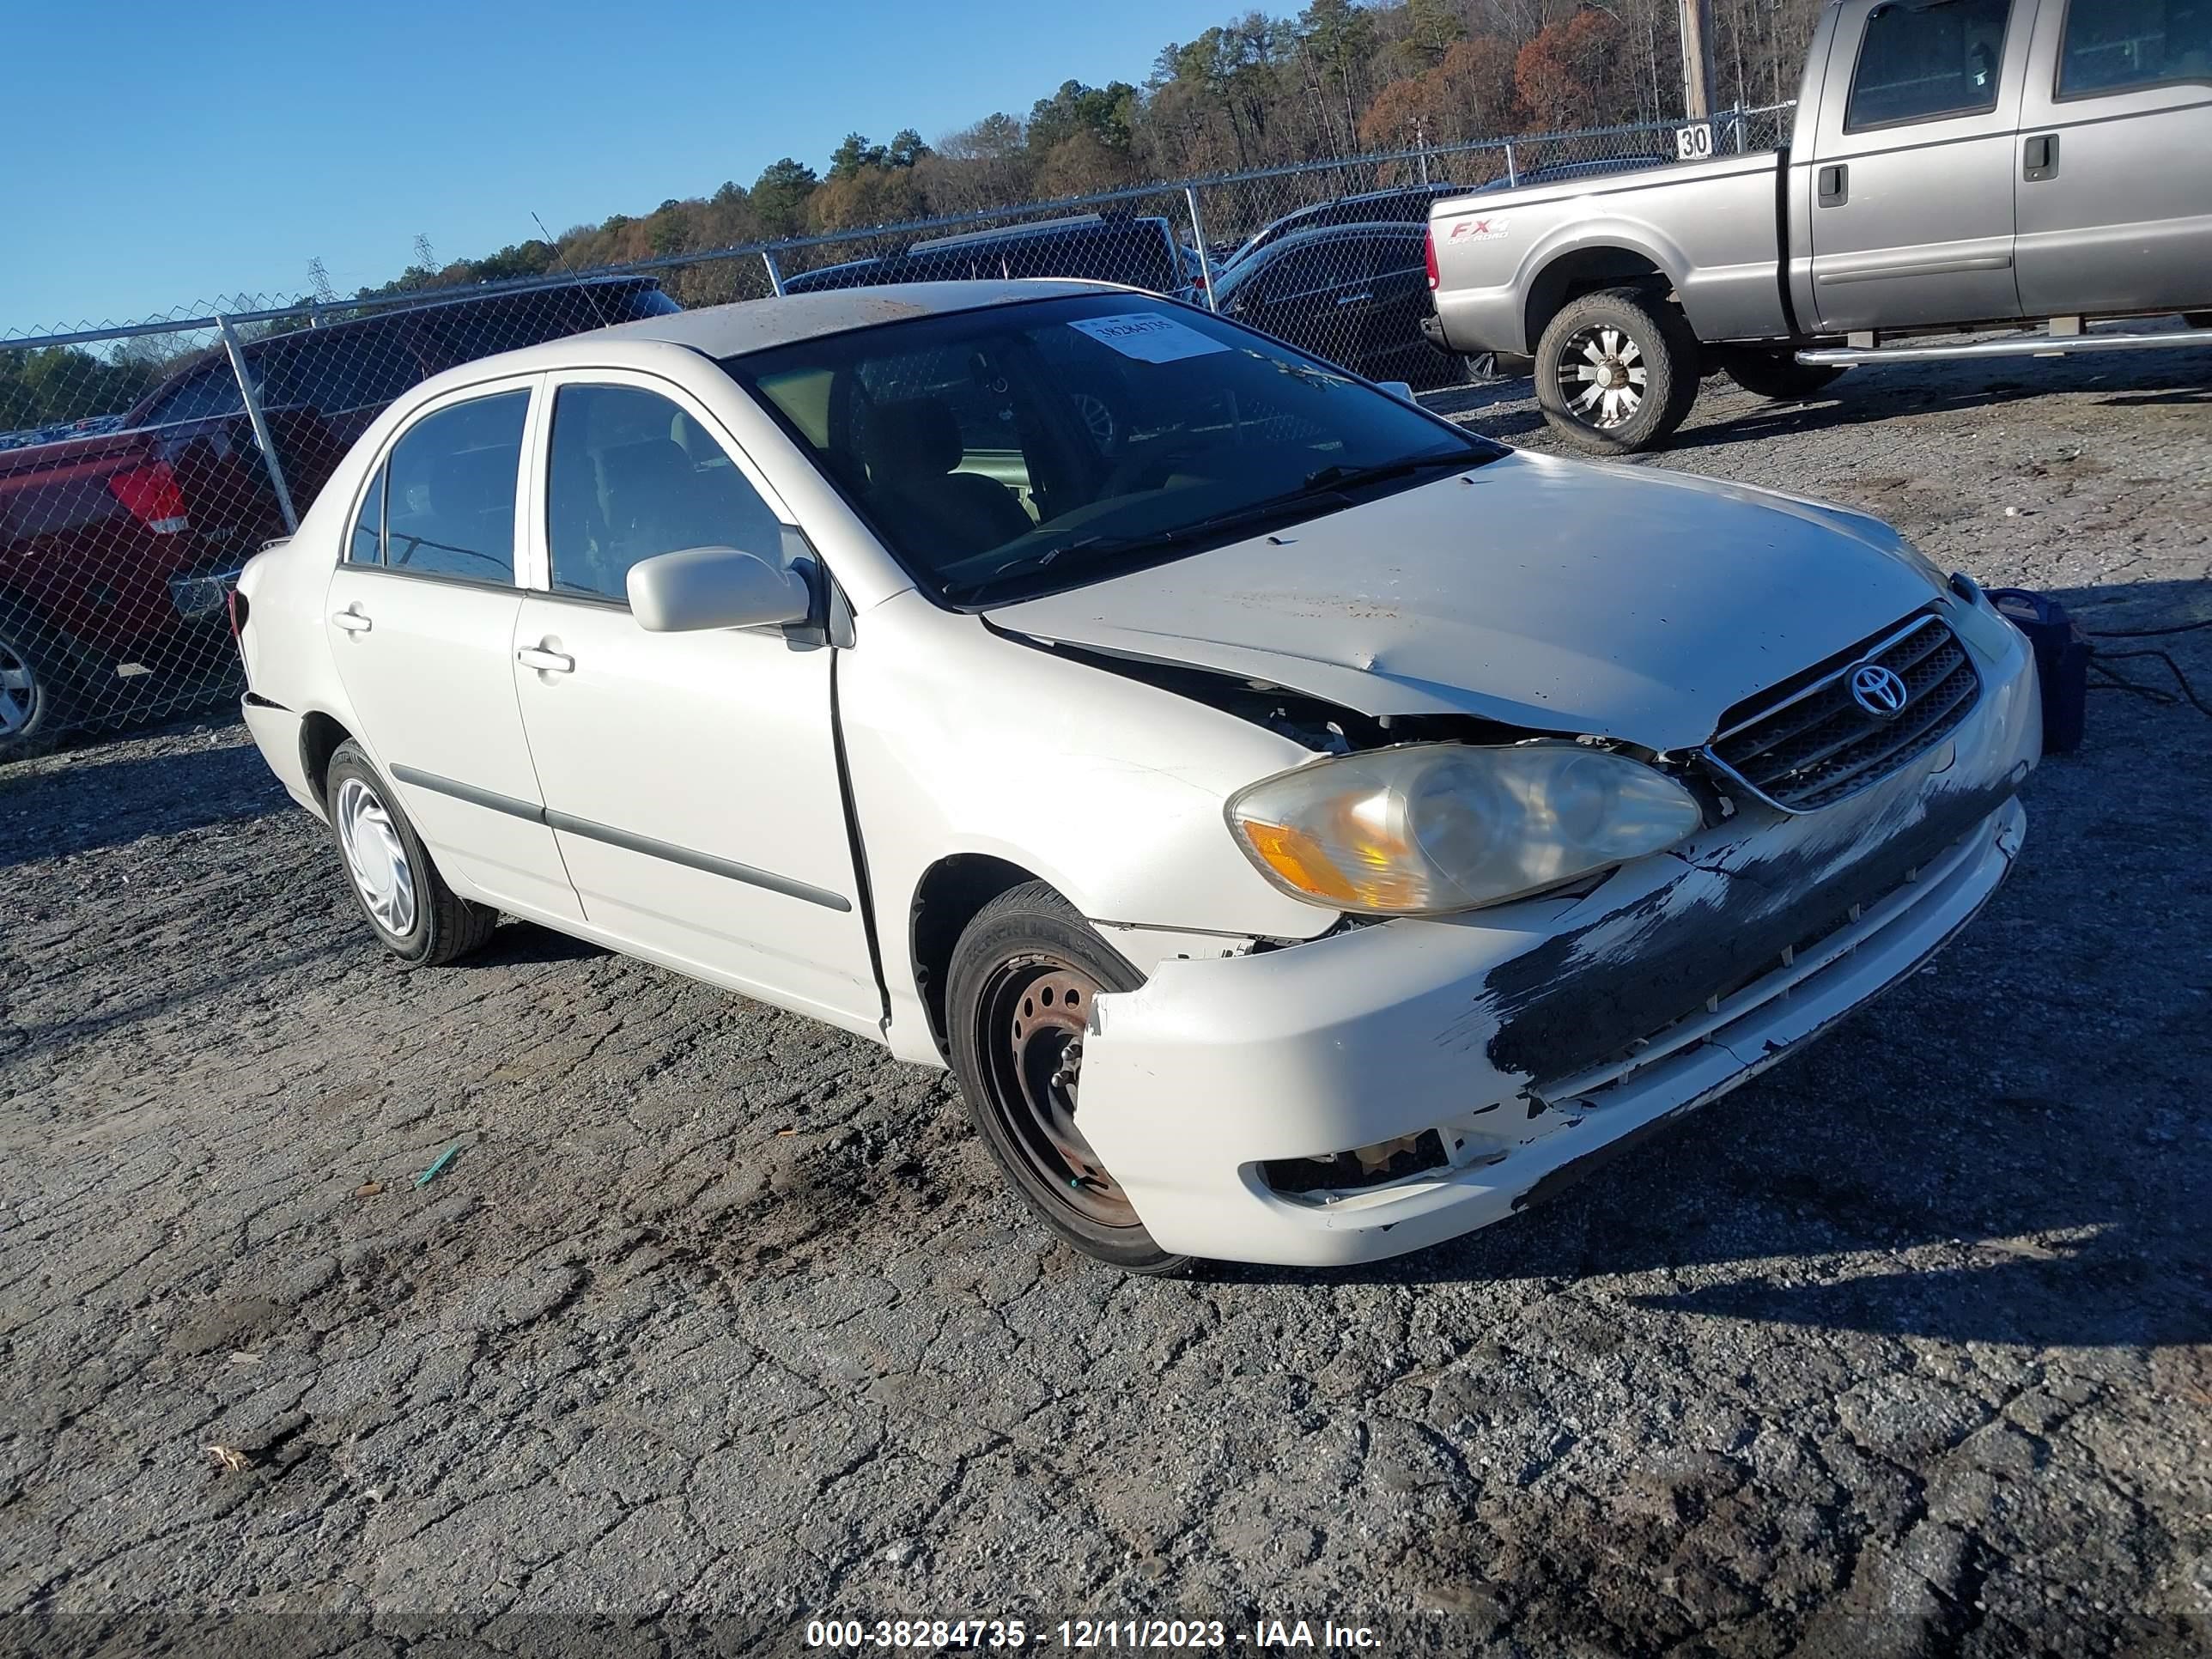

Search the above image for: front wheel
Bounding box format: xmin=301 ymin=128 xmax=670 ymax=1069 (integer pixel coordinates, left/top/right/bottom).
xmin=1534 ymin=286 xmax=1701 ymax=453
xmin=945 ymin=881 xmax=1190 ymax=1274
xmin=1723 ymin=349 xmax=1846 ymax=401
xmin=325 ymin=740 xmax=499 ymax=966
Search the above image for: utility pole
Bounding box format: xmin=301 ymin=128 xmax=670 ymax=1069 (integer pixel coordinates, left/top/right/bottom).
xmin=1679 ymin=0 xmax=1717 ymax=120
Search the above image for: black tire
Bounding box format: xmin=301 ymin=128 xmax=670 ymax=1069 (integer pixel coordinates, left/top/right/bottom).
xmin=945 ymin=880 xmax=1191 ymax=1274
xmin=1723 ymin=349 xmax=1847 ymax=401
xmin=0 ymin=604 xmax=79 ymax=764
xmin=324 ymin=740 xmax=498 ymax=967
xmin=1534 ymin=285 xmax=1701 ymax=453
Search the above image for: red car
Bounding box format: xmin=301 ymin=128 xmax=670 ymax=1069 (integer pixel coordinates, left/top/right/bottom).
xmin=0 ymin=275 xmax=677 ymax=757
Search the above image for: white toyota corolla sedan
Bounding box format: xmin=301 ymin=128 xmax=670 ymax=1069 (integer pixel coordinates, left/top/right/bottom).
xmin=233 ymin=281 xmax=2039 ymax=1272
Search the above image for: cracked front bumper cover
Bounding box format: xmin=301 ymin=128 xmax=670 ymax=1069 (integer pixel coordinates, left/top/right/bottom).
xmin=1075 ymin=618 xmax=2039 ymax=1267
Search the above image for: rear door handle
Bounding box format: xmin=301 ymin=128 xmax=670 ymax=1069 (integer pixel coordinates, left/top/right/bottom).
xmin=331 ymin=609 xmax=372 ymax=634
xmin=1817 ymin=164 xmax=1848 ymax=207
xmin=2024 ymin=133 xmax=2060 ymax=181
xmin=516 ymin=644 xmax=574 ymax=675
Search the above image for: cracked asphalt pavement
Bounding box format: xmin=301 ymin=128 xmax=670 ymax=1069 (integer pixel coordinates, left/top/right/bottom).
xmin=3 ymin=344 xmax=2209 ymax=1657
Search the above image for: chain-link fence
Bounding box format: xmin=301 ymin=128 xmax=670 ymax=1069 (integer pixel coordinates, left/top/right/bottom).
xmin=0 ymin=103 xmax=1791 ymax=759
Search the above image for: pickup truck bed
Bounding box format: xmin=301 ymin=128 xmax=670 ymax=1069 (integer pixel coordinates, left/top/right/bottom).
xmin=1431 ymin=149 xmax=1791 ymax=361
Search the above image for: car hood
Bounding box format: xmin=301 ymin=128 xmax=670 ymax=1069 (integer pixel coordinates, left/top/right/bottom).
xmin=988 ymin=451 xmax=1948 ymax=753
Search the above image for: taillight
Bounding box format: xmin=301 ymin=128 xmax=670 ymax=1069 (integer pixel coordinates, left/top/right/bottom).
xmin=1424 ymin=227 xmax=1439 ymax=291
xmin=107 ymin=462 xmax=190 ymax=534
xmin=227 ymin=585 xmax=250 ymax=640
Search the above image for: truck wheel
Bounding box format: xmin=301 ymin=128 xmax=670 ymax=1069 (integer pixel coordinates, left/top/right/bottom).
xmin=1535 ymin=287 xmax=1701 ymax=453
xmin=1724 ymin=350 xmax=1846 ymax=401
xmin=0 ymin=605 xmax=77 ymax=763
xmin=325 ymin=740 xmax=499 ymax=966
xmin=945 ymin=880 xmax=1191 ymax=1275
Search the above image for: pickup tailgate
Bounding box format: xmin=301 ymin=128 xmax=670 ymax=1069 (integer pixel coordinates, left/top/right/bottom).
xmin=1429 ymin=150 xmax=1788 ymax=356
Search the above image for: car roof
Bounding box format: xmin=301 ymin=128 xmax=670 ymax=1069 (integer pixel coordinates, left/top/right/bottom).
xmin=578 ymin=277 xmax=1120 ymax=358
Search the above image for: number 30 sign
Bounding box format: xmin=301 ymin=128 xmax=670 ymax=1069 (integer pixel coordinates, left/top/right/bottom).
xmin=1674 ymin=123 xmax=1715 ymax=161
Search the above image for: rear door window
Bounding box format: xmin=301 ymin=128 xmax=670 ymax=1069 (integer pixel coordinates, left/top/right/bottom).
xmin=2058 ymin=0 xmax=2211 ymax=96
xmin=1364 ymin=229 xmax=1427 ymax=283
xmin=380 ymin=391 xmax=528 ymax=583
xmin=1249 ymin=243 xmax=1356 ymax=306
xmin=1845 ymin=0 xmax=2014 ymax=129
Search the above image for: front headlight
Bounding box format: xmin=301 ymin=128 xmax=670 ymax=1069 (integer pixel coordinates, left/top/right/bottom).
xmin=1225 ymin=740 xmax=1705 ymax=915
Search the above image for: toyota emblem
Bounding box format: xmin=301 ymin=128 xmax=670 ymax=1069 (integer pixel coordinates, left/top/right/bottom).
xmin=1850 ymin=663 xmax=1910 ymax=719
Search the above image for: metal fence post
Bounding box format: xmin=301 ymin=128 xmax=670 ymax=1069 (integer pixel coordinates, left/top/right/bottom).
xmin=216 ymin=314 xmax=299 ymax=535
xmin=1182 ymin=185 xmax=1219 ymax=311
xmin=762 ymin=249 xmax=787 ymax=297
xmin=1504 ymin=142 xmax=1519 ymax=187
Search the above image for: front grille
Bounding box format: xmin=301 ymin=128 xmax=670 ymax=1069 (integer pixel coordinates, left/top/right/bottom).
xmin=1705 ymin=614 xmax=1980 ymax=813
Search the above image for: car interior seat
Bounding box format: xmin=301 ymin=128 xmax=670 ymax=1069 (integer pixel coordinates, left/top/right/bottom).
xmin=862 ymin=396 xmax=1031 ymax=557
xmin=402 ymin=444 xmax=517 ymax=575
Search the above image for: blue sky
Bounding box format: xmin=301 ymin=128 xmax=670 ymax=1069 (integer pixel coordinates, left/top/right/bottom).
xmin=1 ymin=0 xmax=1227 ymax=337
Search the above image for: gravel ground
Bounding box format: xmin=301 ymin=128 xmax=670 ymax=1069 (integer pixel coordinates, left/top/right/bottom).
xmin=3 ymin=346 xmax=2209 ymax=1658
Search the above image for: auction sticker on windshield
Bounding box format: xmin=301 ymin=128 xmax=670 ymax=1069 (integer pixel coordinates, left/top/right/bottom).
xmin=1066 ymin=312 xmax=1230 ymax=364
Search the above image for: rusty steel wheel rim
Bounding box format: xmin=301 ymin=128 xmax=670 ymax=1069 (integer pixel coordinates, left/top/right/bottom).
xmin=976 ymin=954 xmax=1137 ymax=1229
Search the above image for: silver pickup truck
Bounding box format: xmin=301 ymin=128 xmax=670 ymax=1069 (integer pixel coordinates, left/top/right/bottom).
xmin=1425 ymin=0 xmax=2212 ymax=451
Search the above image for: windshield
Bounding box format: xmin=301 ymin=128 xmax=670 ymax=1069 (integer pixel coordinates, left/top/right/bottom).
xmin=724 ymin=293 xmax=1503 ymax=606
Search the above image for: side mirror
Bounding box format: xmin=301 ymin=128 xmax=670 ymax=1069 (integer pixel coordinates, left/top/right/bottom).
xmin=627 ymin=544 xmax=813 ymax=634
xmin=1376 ymin=380 xmax=1416 ymax=404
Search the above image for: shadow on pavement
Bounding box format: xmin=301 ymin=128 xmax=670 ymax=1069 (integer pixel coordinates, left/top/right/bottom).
xmin=0 ymin=728 xmax=286 ymax=870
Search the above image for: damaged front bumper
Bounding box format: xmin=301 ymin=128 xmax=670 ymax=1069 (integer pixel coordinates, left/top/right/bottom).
xmin=1077 ymin=611 xmax=2040 ymax=1267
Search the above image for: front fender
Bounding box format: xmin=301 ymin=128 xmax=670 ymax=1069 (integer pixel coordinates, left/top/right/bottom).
xmin=838 ymin=592 xmax=1340 ymax=1063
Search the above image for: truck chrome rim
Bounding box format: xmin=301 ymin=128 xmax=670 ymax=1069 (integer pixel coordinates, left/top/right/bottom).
xmin=1559 ymin=325 xmax=1648 ymax=428
xmin=978 ymin=956 xmax=1136 ymax=1229
xmin=336 ymin=776 xmax=416 ymax=938
xmin=0 ymin=635 xmax=40 ymax=737
xmin=1071 ymin=391 xmax=1117 ymax=451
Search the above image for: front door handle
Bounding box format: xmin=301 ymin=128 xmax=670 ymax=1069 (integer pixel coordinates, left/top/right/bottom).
xmin=516 ymin=643 xmax=574 ymax=675
xmin=2024 ymin=133 xmax=2060 ymax=181
xmin=1817 ymin=163 xmax=1848 ymax=207
xmin=331 ymin=608 xmax=372 ymax=634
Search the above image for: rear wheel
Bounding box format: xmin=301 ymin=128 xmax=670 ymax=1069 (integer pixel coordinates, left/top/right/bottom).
xmin=945 ymin=881 xmax=1190 ymax=1274
xmin=1534 ymin=286 xmax=1701 ymax=453
xmin=325 ymin=740 xmax=499 ymax=966
xmin=1723 ymin=349 xmax=1847 ymax=401
xmin=0 ymin=606 xmax=76 ymax=763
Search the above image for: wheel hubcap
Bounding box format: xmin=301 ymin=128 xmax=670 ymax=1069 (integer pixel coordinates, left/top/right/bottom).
xmin=0 ymin=635 xmax=40 ymax=737
xmin=979 ymin=956 xmax=1135 ymax=1228
xmin=336 ymin=776 xmax=416 ymax=938
xmin=1560 ymin=325 xmax=1649 ymax=428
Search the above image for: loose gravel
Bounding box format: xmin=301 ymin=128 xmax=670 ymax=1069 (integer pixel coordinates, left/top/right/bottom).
xmin=3 ymin=344 xmax=2209 ymax=1658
